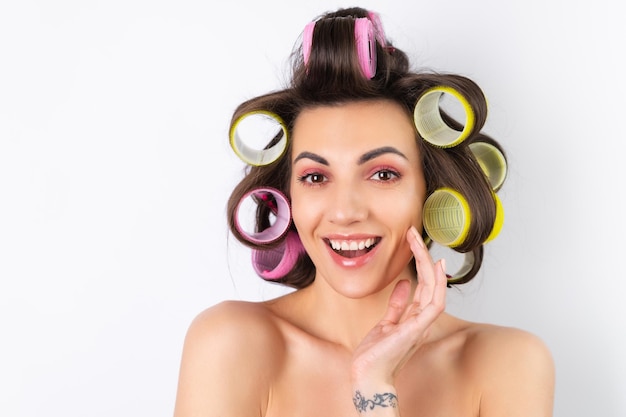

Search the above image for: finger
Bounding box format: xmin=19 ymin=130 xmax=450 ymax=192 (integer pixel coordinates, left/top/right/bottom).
xmin=406 ymin=227 xmax=437 ymax=306
xmin=417 ymin=259 xmax=448 ymax=321
xmin=380 ymin=280 xmax=411 ymax=325
xmin=406 ymin=227 xmax=424 ymax=302
xmin=428 ymin=259 xmax=447 ymax=307
xmin=400 ymin=260 xmax=447 ymax=335
xmin=432 ymin=259 xmax=447 ymax=308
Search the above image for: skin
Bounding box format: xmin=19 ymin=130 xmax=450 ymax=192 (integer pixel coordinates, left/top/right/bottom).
xmin=173 ymin=100 xmax=555 ymax=417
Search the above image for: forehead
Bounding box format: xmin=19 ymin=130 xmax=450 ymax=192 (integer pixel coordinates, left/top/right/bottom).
xmin=291 ymin=100 xmax=419 ymax=159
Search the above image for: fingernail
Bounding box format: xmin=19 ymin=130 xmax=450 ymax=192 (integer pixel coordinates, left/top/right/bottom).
xmin=440 ymin=258 xmax=447 ymax=273
xmin=410 ymin=226 xmax=424 ymax=248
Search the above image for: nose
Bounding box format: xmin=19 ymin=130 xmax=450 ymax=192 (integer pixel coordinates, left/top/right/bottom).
xmin=326 ymin=180 xmax=368 ymax=225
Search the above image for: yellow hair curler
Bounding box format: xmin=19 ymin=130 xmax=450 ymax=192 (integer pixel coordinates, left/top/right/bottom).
xmin=229 ymin=110 xmax=288 ymax=166
xmin=485 ymin=192 xmax=504 ymax=243
xmin=413 ymin=86 xmax=476 ymax=148
xmin=469 ymin=141 xmax=507 ymax=192
xmin=422 ymin=188 xmax=471 ymax=248
xmin=423 ymin=187 xmax=504 ymax=248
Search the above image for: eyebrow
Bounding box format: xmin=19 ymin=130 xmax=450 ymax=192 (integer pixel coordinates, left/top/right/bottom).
xmin=293 ymin=151 xmax=329 ymax=165
xmin=357 ymin=146 xmax=408 ymax=164
xmin=294 ymin=146 xmax=408 ymax=166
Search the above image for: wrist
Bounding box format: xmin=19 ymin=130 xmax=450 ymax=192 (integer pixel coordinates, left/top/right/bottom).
xmin=350 ymin=363 xmax=394 ymax=387
xmin=351 ymin=381 xmax=398 ymax=415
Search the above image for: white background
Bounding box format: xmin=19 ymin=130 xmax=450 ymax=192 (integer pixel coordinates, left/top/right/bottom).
xmin=1 ymin=0 xmax=624 ymax=416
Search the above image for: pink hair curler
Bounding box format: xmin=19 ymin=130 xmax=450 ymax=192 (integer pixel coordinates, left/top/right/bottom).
xmin=302 ymin=21 xmax=315 ymax=66
xmin=367 ymin=11 xmax=387 ymax=48
xmin=234 ymin=187 xmax=292 ymax=244
xmin=353 ymin=18 xmax=377 ymax=79
xmin=302 ymin=17 xmax=378 ymax=79
xmin=251 ymin=231 xmax=306 ymax=280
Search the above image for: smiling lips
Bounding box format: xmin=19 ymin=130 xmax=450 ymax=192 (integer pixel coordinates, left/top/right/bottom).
xmin=325 ymin=237 xmax=381 ymax=258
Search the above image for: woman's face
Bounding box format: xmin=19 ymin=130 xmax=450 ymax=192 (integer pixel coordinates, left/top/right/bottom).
xmin=290 ymin=100 xmax=427 ymax=298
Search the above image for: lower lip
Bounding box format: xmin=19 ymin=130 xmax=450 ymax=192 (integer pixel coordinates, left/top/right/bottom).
xmin=326 ymin=243 xmax=380 ymax=268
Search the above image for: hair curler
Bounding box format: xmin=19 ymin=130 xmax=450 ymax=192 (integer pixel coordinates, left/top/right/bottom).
xmin=423 ymin=188 xmax=504 ymax=248
xmin=353 ymin=18 xmax=377 ymax=79
xmin=485 ymin=192 xmax=504 ymax=243
xmin=422 ymin=188 xmax=471 ymax=248
xmin=447 ymin=251 xmax=476 ymax=284
xmin=469 ymin=141 xmax=507 ymax=191
xmin=303 ymin=17 xmax=378 ymax=79
xmin=251 ymin=231 xmax=306 ymax=280
xmin=234 ymin=187 xmax=292 ymax=244
xmin=423 ymin=235 xmax=480 ymax=285
xmin=367 ymin=11 xmax=387 ymax=47
xmin=229 ymin=110 xmax=288 ymax=166
xmin=413 ymin=86 xmax=476 ymax=148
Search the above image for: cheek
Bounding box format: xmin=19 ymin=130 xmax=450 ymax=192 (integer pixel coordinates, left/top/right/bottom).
xmin=372 ymin=190 xmax=423 ymax=225
xmin=290 ymin=201 xmax=306 ymax=231
xmin=289 ymin=189 xmax=316 ymax=232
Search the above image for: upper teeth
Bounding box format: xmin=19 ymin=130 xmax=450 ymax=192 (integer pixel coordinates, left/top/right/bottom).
xmin=329 ymin=238 xmax=376 ymax=251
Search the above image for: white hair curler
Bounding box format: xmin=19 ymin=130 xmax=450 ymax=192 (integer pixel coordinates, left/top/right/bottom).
xmin=425 ymin=236 xmax=479 ymax=284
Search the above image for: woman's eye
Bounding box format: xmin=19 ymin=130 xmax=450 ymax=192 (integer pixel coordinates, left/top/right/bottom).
xmin=371 ymin=169 xmax=399 ymax=181
xmin=300 ymin=173 xmax=326 ymax=184
xmin=308 ymin=173 xmax=325 ymax=183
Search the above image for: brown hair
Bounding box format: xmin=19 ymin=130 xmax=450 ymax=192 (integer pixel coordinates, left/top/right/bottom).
xmin=227 ymin=7 xmax=506 ymax=288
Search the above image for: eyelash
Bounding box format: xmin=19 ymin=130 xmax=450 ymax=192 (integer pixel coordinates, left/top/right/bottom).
xmin=296 ymin=167 xmax=402 ymax=187
xmin=369 ymin=167 xmax=401 ymax=183
xmin=297 ymin=171 xmax=327 ymax=187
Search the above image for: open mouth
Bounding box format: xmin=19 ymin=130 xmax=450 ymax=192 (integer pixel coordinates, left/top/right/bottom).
xmin=324 ymin=237 xmax=381 ymax=258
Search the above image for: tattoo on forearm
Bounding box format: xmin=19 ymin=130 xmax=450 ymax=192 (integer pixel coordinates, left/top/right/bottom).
xmin=352 ymin=390 xmax=398 ymax=413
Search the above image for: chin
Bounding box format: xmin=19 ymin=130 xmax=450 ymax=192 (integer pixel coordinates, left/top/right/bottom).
xmin=324 ymin=267 xmax=404 ymax=300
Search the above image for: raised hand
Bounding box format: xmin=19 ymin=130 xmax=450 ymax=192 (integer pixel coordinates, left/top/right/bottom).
xmin=351 ymin=226 xmax=447 ymax=391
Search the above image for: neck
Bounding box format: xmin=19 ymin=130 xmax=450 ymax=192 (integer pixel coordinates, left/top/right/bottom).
xmin=291 ymin=269 xmax=417 ymax=351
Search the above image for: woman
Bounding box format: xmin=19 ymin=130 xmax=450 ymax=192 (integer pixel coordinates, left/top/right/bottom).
xmin=174 ymin=7 xmax=554 ymax=416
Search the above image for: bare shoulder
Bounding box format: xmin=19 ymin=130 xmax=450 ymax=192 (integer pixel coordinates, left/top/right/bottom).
xmin=174 ymin=300 xmax=285 ymax=417
xmin=182 ymin=299 xmax=287 ymax=375
xmin=462 ymin=321 xmax=554 ymax=368
xmin=187 ymin=299 xmax=286 ymax=349
xmin=458 ymin=320 xmax=555 ymax=416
